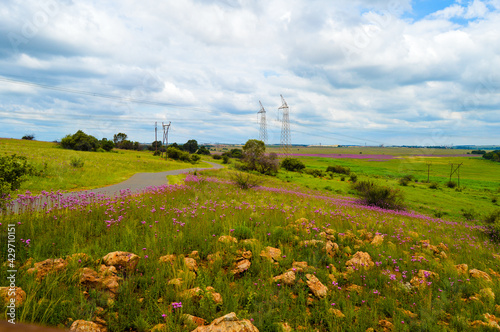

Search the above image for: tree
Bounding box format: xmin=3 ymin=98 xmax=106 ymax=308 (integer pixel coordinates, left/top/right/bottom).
xmin=242 ymin=139 xmax=265 ymax=171
xmin=113 ymin=133 xmax=128 ymax=144
xmin=22 ymin=134 xmax=35 ymax=140
xmin=183 ymin=139 xmax=199 ymax=154
xmin=281 ymin=158 xmax=305 ymax=172
xmin=100 ymin=138 xmax=114 ymax=152
xmin=196 ymin=146 xmax=211 ymax=155
xmin=61 ymin=130 xmax=99 ymax=151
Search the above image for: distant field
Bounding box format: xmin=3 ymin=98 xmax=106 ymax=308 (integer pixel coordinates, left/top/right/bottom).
xmin=0 ymin=138 xmax=210 ymax=193
xmin=271 ymin=146 xmax=499 ymax=222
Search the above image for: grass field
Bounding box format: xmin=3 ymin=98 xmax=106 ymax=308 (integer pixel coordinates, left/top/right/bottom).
xmin=1 ymin=141 xmax=500 ymax=331
xmin=0 ymin=138 xmax=210 ymax=194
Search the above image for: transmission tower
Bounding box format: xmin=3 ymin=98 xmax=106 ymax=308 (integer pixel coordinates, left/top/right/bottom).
xmin=278 ymin=95 xmax=291 ymax=157
xmin=161 ymin=121 xmax=171 ymax=158
xmin=258 ymin=101 xmax=267 ymax=145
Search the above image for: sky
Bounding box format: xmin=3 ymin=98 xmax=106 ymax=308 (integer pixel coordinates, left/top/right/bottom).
xmin=0 ymin=0 xmax=499 ymax=146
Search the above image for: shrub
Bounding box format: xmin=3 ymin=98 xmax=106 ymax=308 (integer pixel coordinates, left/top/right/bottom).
xmin=70 ymin=157 xmax=85 ymax=168
xmin=212 ymin=154 xmax=222 ymax=160
xmin=429 ymin=182 xmax=439 ymax=189
xmin=352 ymin=180 xmax=405 ymax=210
xmin=190 ymin=154 xmax=201 ymax=164
xmin=230 ymin=172 xmax=262 ymax=189
xmin=399 ymin=175 xmax=415 ymax=186
xmin=446 ymin=181 xmax=457 ymax=188
xmin=349 ymin=173 xmax=358 ymax=183
xmin=281 ymin=158 xmax=305 ymax=172
xmin=196 ymin=146 xmax=211 ymax=155
xmin=483 ymin=151 xmax=500 ymax=162
xmin=484 ymin=209 xmax=500 ymax=224
xmin=61 ymin=130 xmax=99 ymax=151
xmin=461 ymin=208 xmax=476 ymax=221
xmin=222 ymin=155 xmax=230 ymax=164
xmin=100 ymin=139 xmax=114 ymax=152
xmin=257 ymin=153 xmax=279 ymax=175
xmin=22 ymin=134 xmax=35 ymax=140
xmin=233 ymin=226 xmax=252 ymax=240
xmin=326 ymin=165 xmax=350 ymax=175
xmin=0 ymin=154 xmax=38 ymax=193
xmin=471 ymin=150 xmax=486 ymax=155
xmin=304 ymin=169 xmax=325 ymax=178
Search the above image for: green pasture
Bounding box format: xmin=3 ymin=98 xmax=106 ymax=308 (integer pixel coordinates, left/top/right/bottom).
xmin=0 ymin=138 xmax=209 ymax=194
xmin=276 ymin=153 xmax=499 ymax=222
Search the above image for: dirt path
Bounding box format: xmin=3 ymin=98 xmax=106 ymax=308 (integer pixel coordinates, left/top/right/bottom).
xmin=76 ymin=161 xmax=224 ymax=196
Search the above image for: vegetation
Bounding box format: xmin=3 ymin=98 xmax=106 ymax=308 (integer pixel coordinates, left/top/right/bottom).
xmin=241 ymin=140 xmax=279 ymax=175
xmin=22 ymin=134 xmax=35 ymax=140
xmin=326 ymin=165 xmax=351 ymax=175
xmin=352 ymin=180 xmax=405 ymax=210
xmin=281 ymin=158 xmax=305 ymax=172
xmin=483 ymin=150 xmax=500 ymax=162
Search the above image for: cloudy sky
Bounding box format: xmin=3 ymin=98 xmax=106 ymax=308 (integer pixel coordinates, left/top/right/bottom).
xmin=0 ymin=0 xmax=499 ymax=146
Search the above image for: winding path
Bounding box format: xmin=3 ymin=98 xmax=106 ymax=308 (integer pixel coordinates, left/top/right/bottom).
xmin=76 ymin=161 xmax=224 ymax=196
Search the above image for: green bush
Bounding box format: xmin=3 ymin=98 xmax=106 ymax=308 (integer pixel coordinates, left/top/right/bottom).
xmin=190 ymin=154 xmax=201 ymax=164
xmin=222 ymin=155 xmax=229 ymax=164
xmin=233 ymin=226 xmax=252 ymax=240
xmin=399 ymin=175 xmax=415 ymax=186
xmin=212 ymin=155 xmax=222 ymax=160
xmin=429 ymin=182 xmax=439 ymax=189
xmin=326 ymin=165 xmax=350 ymax=175
xmin=230 ymin=172 xmax=262 ymax=189
xmin=70 ymin=157 xmax=85 ymax=168
xmin=61 ymin=130 xmax=99 ymax=151
xmin=281 ymin=158 xmax=305 ymax=172
xmin=446 ymin=181 xmax=457 ymax=188
xmin=484 ymin=209 xmax=500 ymax=224
xmin=304 ymin=169 xmax=325 ymax=178
xmin=349 ymin=173 xmax=358 ymax=183
xmin=352 ymin=180 xmax=405 ymax=210
xmin=461 ymin=208 xmax=476 ymax=221
xmin=0 ymin=154 xmax=38 ymax=194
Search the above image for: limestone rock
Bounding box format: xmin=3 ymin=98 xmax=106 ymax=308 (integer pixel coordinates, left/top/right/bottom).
xmin=455 ymin=264 xmax=468 ymax=275
xmin=159 ymin=254 xmax=176 ymax=264
xmin=480 ymin=288 xmax=495 ymax=301
xmin=273 ymin=271 xmax=296 ymax=286
xmin=260 ymin=247 xmax=282 ymax=262
xmin=70 ymin=320 xmax=104 ymax=332
xmin=78 ymin=268 xmax=122 ymax=297
xmin=183 ymin=314 xmax=207 ymax=327
xmin=299 ymin=240 xmax=324 ymax=247
xmin=346 ymin=284 xmax=363 ymax=294
xmin=378 ymin=319 xmax=394 ymax=331
xmin=345 ymin=252 xmax=374 ymax=271
xmin=417 ymin=270 xmax=439 ymax=280
xmin=218 ymin=235 xmax=238 ymax=244
xmin=184 ymin=257 xmax=198 ymax=272
xmin=27 ymin=258 xmax=67 ymax=279
xmin=99 ymin=265 xmax=117 ymax=276
xmin=325 ymin=241 xmax=339 ymax=257
xmin=232 ymin=259 xmax=251 ymax=276
xmin=191 ymin=312 xmax=259 ymax=332
xmin=306 ymin=274 xmax=328 ymax=298
xmin=240 ymin=239 xmax=259 ymax=246
xmin=371 ymin=235 xmax=384 ymax=247
xmin=189 ymin=251 xmax=200 ymax=260
xmin=470 ymin=269 xmax=492 ymax=282
xmin=330 ymin=308 xmax=345 ymax=318
xmin=102 ymin=251 xmax=139 ymax=270
xmin=181 ymin=286 xmax=223 ymax=305
xmin=0 ymin=286 xmax=26 ymax=306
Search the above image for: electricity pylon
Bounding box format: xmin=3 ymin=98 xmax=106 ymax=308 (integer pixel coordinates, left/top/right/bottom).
xmin=258 ymin=101 xmax=267 ymax=145
xmin=278 ymin=95 xmax=291 ymax=157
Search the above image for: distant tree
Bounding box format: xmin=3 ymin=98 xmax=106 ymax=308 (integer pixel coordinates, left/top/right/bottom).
xmin=471 ymin=150 xmax=486 ymax=155
xmin=483 ymin=151 xmax=500 ymax=162
xmin=196 ymin=146 xmax=211 ymax=155
xmin=170 ymin=142 xmax=180 ymax=150
xmin=22 ymin=134 xmax=35 ymax=140
xmin=113 ymin=133 xmax=128 ymax=144
xmin=281 ymin=158 xmax=305 ymax=172
xmin=61 ymin=130 xmax=99 ymax=151
xmin=242 ymin=139 xmax=265 ymax=171
xmin=150 ymin=141 xmax=162 ymax=151
xmin=183 ymin=139 xmax=199 ymax=154
xmin=229 ymin=148 xmax=243 ymax=159
xmin=100 ymin=138 xmax=114 ymax=152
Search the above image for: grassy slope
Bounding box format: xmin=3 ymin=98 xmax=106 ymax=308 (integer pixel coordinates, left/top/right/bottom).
xmin=2 ymin=169 xmax=500 ymax=331
xmin=274 ymin=151 xmax=499 ymax=222
xmin=0 ymin=138 xmax=211 ymax=193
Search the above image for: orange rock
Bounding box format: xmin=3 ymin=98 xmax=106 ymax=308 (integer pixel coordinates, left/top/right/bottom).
xmin=218 ymin=235 xmax=238 ymax=244
xmin=345 ymin=252 xmax=374 ymax=271
xmin=273 ymin=271 xmax=296 ymax=285
xmin=455 ymin=264 xmax=468 ymax=275
xmin=70 ymin=320 xmax=104 ymax=332
xmin=159 ymin=254 xmax=176 ymax=264
xmin=27 ymin=258 xmax=67 ymax=280
xmin=102 ymin=251 xmax=139 ymax=270
xmin=184 ymin=257 xmax=198 ymax=272
xmin=191 ymin=312 xmax=258 ymax=332
xmin=260 ymin=246 xmax=282 ymax=262
xmin=0 ymin=286 xmax=26 ymax=306
xmin=306 ymin=274 xmax=328 ymax=298
xmin=470 ymin=269 xmax=492 ymax=282
xmin=232 ymin=259 xmax=251 ymax=275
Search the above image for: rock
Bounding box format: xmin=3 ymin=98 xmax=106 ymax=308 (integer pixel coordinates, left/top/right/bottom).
xmin=78 ymin=268 xmax=122 ymax=297
xmin=455 ymin=264 xmax=468 ymax=275
xmin=346 ymin=284 xmax=363 ymax=294
xmin=183 ymin=314 xmax=207 ymax=327
xmin=184 ymin=257 xmax=198 ymax=272
xmin=470 ymin=269 xmax=492 ymax=282
xmin=207 ymin=252 xmax=222 ymax=263
xmin=168 ymin=278 xmax=183 ymax=287
xmin=27 ymin=258 xmax=67 ymax=279
xmin=292 ymin=261 xmax=308 ymax=270
xmin=151 ymin=323 xmax=167 ymax=332
xmin=330 ymin=308 xmax=345 ymax=318
xmin=378 ymin=319 xmax=394 ymax=331
xmin=260 ymin=247 xmax=282 ymax=262
xmin=218 ymin=235 xmax=238 ymax=244
xmin=345 ymin=252 xmax=374 ymax=271
xmin=371 ymin=235 xmax=384 ymax=247
xmin=159 ymin=254 xmax=176 ymax=264
xmin=99 ymin=265 xmax=117 ymax=276
xmin=438 ymin=243 xmax=449 ymax=251
xmin=232 ymin=259 xmax=251 ymax=275
xmin=102 ymin=251 xmax=139 ymax=271
xmin=189 ymin=251 xmax=200 ymax=260
xmin=299 ymin=240 xmax=324 ymax=247
xmin=277 ymin=322 xmax=293 ymax=332
xmin=181 ymin=287 xmax=223 ymax=305
xmin=191 ymin=312 xmax=259 ymax=332
xmin=240 ymin=239 xmax=259 ymax=246
xmin=306 ymin=274 xmax=328 ymax=298
xmin=399 ymin=309 xmax=418 ymax=318
xmin=325 ymin=241 xmax=339 ymax=257
xmin=273 ymin=271 xmax=296 ymax=286
xmin=0 ymin=286 xmax=26 ymax=306
xmin=439 ymin=251 xmax=448 ymax=259
xmin=417 ymin=270 xmax=439 ymax=280
xmin=70 ymin=320 xmax=104 ymax=332
xmin=240 ymin=250 xmax=253 ymax=260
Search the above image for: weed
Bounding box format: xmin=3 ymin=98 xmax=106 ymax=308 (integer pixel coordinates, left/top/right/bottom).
xmin=446 ymin=181 xmax=457 ymax=188
xmin=326 ymin=165 xmax=350 ymax=175
xmin=230 ymin=172 xmax=262 ymax=189
xmin=70 ymin=156 xmax=85 ymax=168
xmin=429 ymin=182 xmax=439 ymax=189
xmin=349 ymin=173 xmax=358 ymax=183
xmin=460 ymin=208 xmax=476 ymax=221
xmin=233 ymin=226 xmax=252 ymax=240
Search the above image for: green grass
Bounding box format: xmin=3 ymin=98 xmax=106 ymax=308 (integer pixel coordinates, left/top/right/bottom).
xmin=0 ymin=138 xmax=211 ymax=194
xmin=2 ymin=168 xmax=500 ymax=331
